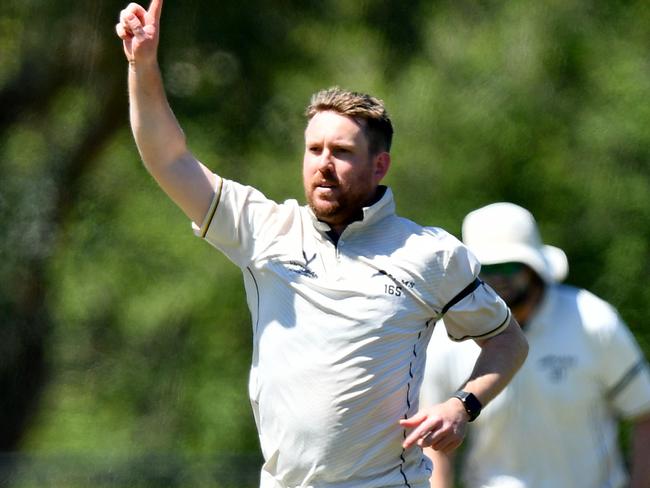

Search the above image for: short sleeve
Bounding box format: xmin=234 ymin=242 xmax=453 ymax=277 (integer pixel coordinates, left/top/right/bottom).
xmin=609 ymin=357 xmax=650 ymax=419
xmin=438 ymin=244 xmax=511 ymax=341
xmin=443 ymin=282 xmax=511 ymax=341
xmin=581 ymin=292 xmax=650 ymax=419
xmin=193 ymin=177 xmax=292 ymax=268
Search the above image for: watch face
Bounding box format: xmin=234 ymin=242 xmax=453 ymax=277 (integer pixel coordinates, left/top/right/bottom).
xmin=454 ymin=390 xmax=482 ymax=421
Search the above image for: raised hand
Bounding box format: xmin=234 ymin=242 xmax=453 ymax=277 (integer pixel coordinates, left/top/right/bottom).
xmin=115 ymin=0 xmax=163 ymax=65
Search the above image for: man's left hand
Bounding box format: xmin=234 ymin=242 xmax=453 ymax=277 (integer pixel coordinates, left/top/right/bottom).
xmin=399 ymin=398 xmax=469 ymax=452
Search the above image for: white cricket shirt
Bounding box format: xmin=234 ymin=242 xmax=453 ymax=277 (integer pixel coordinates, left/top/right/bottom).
xmin=197 ymin=178 xmax=510 ymax=488
xmin=421 ymin=284 xmax=650 ymax=488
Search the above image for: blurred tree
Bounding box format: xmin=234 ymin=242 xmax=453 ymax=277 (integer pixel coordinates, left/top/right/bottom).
xmin=0 ymin=1 xmax=128 ymax=454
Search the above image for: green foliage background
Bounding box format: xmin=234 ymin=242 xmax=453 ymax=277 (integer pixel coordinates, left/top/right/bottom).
xmin=1 ymin=0 xmax=649 ymax=486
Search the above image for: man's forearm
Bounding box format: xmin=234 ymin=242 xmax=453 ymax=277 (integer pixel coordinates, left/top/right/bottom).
xmin=463 ymin=316 xmax=528 ymax=406
xmin=630 ymin=415 xmax=650 ymax=488
xmin=401 ymin=316 xmax=527 ymax=452
xmin=127 ymin=62 xmax=216 ymax=223
xmin=128 ymin=62 xmax=187 ymax=171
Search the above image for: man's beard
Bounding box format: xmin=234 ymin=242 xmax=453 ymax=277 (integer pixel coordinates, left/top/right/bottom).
xmin=306 ymin=184 xmax=367 ymax=227
xmin=503 ymin=286 xmax=533 ymax=309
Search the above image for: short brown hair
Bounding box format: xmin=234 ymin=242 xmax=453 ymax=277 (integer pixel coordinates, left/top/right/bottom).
xmin=305 ymin=87 xmax=393 ymax=155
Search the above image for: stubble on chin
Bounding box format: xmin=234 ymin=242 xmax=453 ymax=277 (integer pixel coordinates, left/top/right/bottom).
xmin=306 ymin=191 xmax=341 ymax=222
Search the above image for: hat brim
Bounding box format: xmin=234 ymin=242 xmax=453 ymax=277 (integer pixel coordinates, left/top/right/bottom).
xmin=472 ymin=244 xmax=568 ymax=283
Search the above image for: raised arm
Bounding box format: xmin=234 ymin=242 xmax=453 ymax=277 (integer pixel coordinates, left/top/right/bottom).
xmin=401 ymin=315 xmax=528 ymax=451
xmin=115 ymin=0 xmax=216 ymax=225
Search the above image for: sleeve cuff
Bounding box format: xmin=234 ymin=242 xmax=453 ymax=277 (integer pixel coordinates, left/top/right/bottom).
xmin=192 ymin=176 xmax=223 ymax=238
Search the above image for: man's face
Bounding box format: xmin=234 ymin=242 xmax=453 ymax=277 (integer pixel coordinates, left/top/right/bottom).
xmin=303 ymin=110 xmax=388 ymax=230
xmin=479 ymin=262 xmax=534 ymax=307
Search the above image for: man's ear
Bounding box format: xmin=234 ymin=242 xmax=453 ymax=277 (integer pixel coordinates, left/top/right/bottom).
xmin=373 ymin=152 xmax=391 ymax=183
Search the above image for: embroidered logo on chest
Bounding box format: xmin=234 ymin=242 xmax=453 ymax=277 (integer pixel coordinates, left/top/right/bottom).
xmin=286 ymin=251 xmax=318 ymax=279
xmin=537 ymin=354 xmax=577 ymax=383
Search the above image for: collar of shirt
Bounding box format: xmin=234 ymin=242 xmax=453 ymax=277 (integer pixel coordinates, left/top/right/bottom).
xmin=306 ymin=185 xmax=396 ymax=237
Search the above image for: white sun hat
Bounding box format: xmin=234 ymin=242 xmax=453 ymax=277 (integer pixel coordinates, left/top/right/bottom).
xmin=461 ymin=202 xmax=568 ymax=283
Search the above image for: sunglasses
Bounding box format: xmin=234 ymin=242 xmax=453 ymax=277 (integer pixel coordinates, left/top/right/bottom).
xmin=479 ymin=262 xmax=526 ymax=276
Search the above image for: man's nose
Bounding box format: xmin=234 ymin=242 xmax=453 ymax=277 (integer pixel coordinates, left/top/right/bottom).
xmin=317 ymin=149 xmax=334 ymax=171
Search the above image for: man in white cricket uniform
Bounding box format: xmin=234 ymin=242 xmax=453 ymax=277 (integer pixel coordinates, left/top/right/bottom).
xmin=115 ymin=3 xmax=529 ymax=487
xmin=195 ymin=180 xmax=511 ymax=487
xmin=421 ymin=203 xmax=650 ymax=488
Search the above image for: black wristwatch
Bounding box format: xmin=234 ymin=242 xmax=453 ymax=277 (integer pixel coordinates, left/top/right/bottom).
xmin=452 ymin=390 xmax=482 ymax=422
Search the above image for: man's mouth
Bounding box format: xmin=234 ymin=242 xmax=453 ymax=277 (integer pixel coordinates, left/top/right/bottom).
xmin=315 ymin=181 xmax=337 ymax=189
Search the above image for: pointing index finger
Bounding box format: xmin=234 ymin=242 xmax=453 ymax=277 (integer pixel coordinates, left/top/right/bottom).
xmin=148 ymin=0 xmax=163 ymax=22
